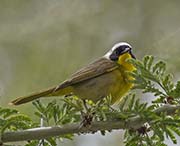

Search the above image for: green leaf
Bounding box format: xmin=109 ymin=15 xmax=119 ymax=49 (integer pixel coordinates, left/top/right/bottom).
xmin=165 ymin=127 xmax=177 ymax=144
xmin=171 ymin=81 xmax=180 ymax=98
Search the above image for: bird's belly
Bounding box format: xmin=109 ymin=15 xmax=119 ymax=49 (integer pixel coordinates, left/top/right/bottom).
xmin=72 ymin=69 xmax=133 ymax=103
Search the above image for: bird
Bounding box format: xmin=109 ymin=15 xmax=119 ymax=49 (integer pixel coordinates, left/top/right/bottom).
xmin=10 ymin=42 xmax=136 ymax=105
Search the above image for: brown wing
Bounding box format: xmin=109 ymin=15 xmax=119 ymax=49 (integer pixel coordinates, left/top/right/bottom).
xmin=55 ymin=57 xmax=118 ymax=90
xmin=10 ymin=57 xmax=118 ymax=105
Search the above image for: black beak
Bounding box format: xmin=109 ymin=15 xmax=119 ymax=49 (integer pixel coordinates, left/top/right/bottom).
xmin=129 ymin=50 xmax=136 ymax=59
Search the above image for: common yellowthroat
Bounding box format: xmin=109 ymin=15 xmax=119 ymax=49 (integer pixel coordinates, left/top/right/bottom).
xmin=10 ymin=42 xmax=136 ymax=105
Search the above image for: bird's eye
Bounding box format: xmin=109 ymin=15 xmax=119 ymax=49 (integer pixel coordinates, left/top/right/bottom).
xmin=115 ymin=48 xmax=124 ymax=55
xmin=115 ymin=50 xmax=119 ymax=55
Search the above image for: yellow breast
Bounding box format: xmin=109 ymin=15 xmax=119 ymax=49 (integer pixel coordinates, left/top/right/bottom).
xmin=110 ymin=53 xmax=136 ymax=103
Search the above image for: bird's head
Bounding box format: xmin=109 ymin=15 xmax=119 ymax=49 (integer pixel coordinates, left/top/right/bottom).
xmin=104 ymin=42 xmax=136 ymax=70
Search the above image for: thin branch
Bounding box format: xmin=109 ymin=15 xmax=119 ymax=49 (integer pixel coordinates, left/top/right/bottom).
xmin=2 ymin=104 xmax=180 ymax=143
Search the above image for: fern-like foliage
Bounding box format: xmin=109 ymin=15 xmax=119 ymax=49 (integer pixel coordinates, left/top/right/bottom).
xmin=0 ymin=107 xmax=33 ymax=133
xmin=122 ymin=56 xmax=180 ymax=145
xmin=130 ymin=56 xmax=180 ymax=104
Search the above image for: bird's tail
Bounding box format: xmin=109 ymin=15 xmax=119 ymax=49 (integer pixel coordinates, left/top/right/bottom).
xmin=9 ymin=86 xmax=72 ymax=105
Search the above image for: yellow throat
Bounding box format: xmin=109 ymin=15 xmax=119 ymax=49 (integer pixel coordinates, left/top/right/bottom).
xmin=118 ymin=53 xmax=136 ymax=72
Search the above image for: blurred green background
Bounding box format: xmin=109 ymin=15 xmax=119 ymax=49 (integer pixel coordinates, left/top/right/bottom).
xmin=1 ymin=0 xmax=180 ymax=145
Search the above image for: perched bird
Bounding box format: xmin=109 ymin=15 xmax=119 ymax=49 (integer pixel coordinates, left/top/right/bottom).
xmin=10 ymin=42 xmax=136 ymax=105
